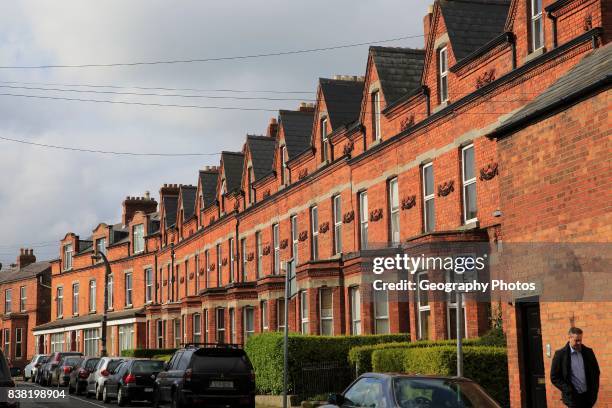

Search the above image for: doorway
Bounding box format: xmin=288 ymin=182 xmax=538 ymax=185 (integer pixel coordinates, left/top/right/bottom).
xmin=519 ymin=301 xmax=547 ymax=407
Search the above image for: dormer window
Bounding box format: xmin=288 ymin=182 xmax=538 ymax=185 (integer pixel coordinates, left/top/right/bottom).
xmin=95 ymin=238 xmax=106 ymax=257
xmin=371 ymin=91 xmax=381 ymax=141
xmin=247 ymin=166 xmax=255 ymax=204
xmin=133 ymin=224 xmax=144 ymax=254
xmin=438 ymin=47 xmax=449 ymax=103
xmin=280 ymin=146 xmax=289 ymax=185
xmin=63 ymin=244 xmax=73 ymax=271
xmin=320 ymin=118 xmax=329 ymax=162
xmin=529 ymin=0 xmax=544 ymax=51
xmin=220 ymin=179 xmax=227 ymax=212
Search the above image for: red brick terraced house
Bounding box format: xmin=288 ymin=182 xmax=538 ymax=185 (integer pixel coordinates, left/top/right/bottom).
xmin=31 ymin=0 xmax=610 ymax=406
xmin=0 ymin=249 xmax=51 ymax=369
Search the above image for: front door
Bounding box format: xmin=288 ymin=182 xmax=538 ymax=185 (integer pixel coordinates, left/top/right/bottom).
xmin=520 ymin=302 xmax=547 ymax=407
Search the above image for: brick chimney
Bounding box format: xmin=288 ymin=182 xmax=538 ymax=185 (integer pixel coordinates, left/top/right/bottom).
xmin=122 ymin=194 xmax=158 ymax=226
xmin=423 ymin=4 xmax=434 ymax=47
xmin=298 ymin=102 xmax=315 ymax=112
xmin=17 ymin=248 xmax=36 ymax=269
xmin=266 ymin=117 xmax=279 ymax=138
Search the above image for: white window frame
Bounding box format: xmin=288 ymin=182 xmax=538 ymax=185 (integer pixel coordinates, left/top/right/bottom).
xmin=72 ymin=283 xmax=79 ymax=315
xmin=422 ymin=163 xmax=435 ymax=233
xmin=229 ymin=238 xmax=235 ymax=283
xmin=193 ymin=313 xmax=201 ymax=343
xmin=256 ymin=232 xmax=263 ymax=278
xmin=89 ymin=280 xmax=96 ymax=312
xmin=280 ymin=145 xmax=289 ymax=185
xmin=372 ymin=90 xmax=381 ymax=141
xmin=417 ymin=272 xmax=431 ymax=340
xmin=291 ymin=215 xmax=298 ymax=265
xmin=243 ymin=307 xmax=255 ymax=340
xmin=205 ymin=250 xmax=210 ymax=288
xmin=216 ymin=244 xmax=222 ymax=287
xmin=310 ymin=206 xmax=319 ymax=261
xmin=84 ymin=328 xmax=99 ymax=356
xmin=194 ymin=254 xmax=200 ymax=295
xmin=349 ymin=286 xmax=361 ymax=335
xmin=374 ymin=290 xmax=390 ymax=334
xmin=63 ymin=244 xmax=73 ymax=271
xmin=204 ymin=309 xmax=209 ymax=343
xmin=50 ymin=332 xmax=63 ymax=353
xmin=145 ymin=268 xmax=153 ymax=303
xmin=133 ymin=224 xmax=145 ymax=254
xmin=247 ymin=166 xmax=255 ymax=204
xmin=389 ymin=178 xmax=400 ymax=245
xmin=241 ymin=238 xmax=248 ymax=281
xmin=15 ymin=328 xmax=22 ymax=359
xmin=300 ymin=290 xmax=309 ymax=334
xmin=157 ymin=320 xmax=164 ymax=348
xmin=96 ymin=237 xmax=106 ymax=257
xmin=216 ymin=308 xmax=225 ymax=343
xmin=125 ymin=272 xmax=133 ymax=307
xmin=107 ymin=274 xmax=113 ymax=310
xmin=445 ymin=270 xmax=468 ymax=340
xmin=261 ymin=300 xmax=269 ymax=331
xmin=277 ymin=298 xmax=286 ymax=331
xmin=229 ymin=308 xmax=235 ymax=344
xmin=4 ymin=289 xmax=11 ymax=314
xmin=359 ymin=192 xmax=369 ymax=249
xmin=530 ymin=0 xmax=544 ymax=51
xmin=19 ymin=286 xmax=26 ymax=312
xmin=173 ymin=319 xmax=181 ymax=348
xmin=333 ymin=195 xmax=342 ymax=255
xmin=439 ymin=47 xmax=449 ymax=103
xmin=461 ymin=144 xmax=478 ymax=224
xmin=55 ymin=287 xmax=62 ymax=318
xmin=321 ymin=117 xmax=329 ymax=162
xmin=273 ymin=224 xmax=280 ymax=274
xmin=319 ymin=287 xmax=333 ymax=336
xmin=118 ymin=324 xmax=134 ymax=352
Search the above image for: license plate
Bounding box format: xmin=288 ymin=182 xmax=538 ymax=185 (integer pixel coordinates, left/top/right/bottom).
xmin=144 ymin=388 xmax=153 ymax=392
xmin=210 ymin=380 xmax=233 ymax=388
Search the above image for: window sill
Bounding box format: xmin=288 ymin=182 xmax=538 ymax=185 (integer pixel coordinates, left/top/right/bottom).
xmin=432 ymin=100 xmax=449 ymax=114
xmin=124 ymin=304 xmax=133 ymax=309
xmin=523 ymin=47 xmax=546 ymax=64
xmin=458 ymin=220 xmax=480 ymax=230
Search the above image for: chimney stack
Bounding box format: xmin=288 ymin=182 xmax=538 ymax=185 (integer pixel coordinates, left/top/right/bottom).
xmin=423 ymin=4 xmax=434 ymax=48
xmin=16 ymin=248 xmax=36 ymax=269
xmin=122 ymin=194 xmax=158 ymax=226
xmin=267 ymin=117 xmax=279 ymax=138
xmin=298 ymin=102 xmax=315 ymax=112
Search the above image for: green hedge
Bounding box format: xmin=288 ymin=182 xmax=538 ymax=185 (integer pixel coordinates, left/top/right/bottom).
xmin=244 ymin=332 xmax=409 ymax=395
xmin=120 ymin=348 xmax=177 ymax=358
xmin=348 ymin=338 xmax=484 ymax=375
xmin=372 ymin=345 xmax=508 ymax=406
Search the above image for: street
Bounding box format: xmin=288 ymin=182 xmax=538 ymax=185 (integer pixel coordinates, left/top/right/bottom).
xmin=12 ymin=380 xmax=276 ymax=408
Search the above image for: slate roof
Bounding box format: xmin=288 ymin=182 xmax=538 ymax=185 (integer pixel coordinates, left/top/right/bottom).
xmin=180 ymin=185 xmax=197 ymax=221
xmin=0 ymin=261 xmax=50 ymax=284
xmin=33 ymin=307 xmax=145 ymax=331
xmin=163 ymin=195 xmax=178 ymax=228
xmin=246 ymin=135 xmax=276 ymax=180
xmin=110 ymin=223 xmax=128 ymax=244
xmin=278 ymin=110 xmax=314 ymax=160
xmin=492 ymin=44 xmax=612 ymax=136
xmin=221 ymin=152 xmax=245 ymax=193
xmin=370 ymin=47 xmax=425 ymax=105
xmin=319 ymin=78 xmax=364 ymax=129
xmin=199 ymin=170 xmax=219 ymax=207
xmin=148 ymin=212 xmax=160 ymax=235
xmin=439 ymin=0 xmax=510 ymax=62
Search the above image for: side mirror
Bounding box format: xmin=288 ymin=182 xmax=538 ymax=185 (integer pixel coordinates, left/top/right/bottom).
xmin=163 ymin=362 xmax=170 ymax=371
xmin=328 ymin=393 xmax=345 ymax=405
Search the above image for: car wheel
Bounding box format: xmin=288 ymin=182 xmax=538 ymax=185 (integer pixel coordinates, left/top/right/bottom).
xmin=96 ymin=384 xmax=102 ymax=400
xmin=152 ymin=386 xmax=161 ymax=408
xmin=170 ymin=389 xmax=182 ymax=408
xmin=117 ymin=386 xmax=129 ymax=407
xmin=102 ymin=385 xmax=110 ymax=404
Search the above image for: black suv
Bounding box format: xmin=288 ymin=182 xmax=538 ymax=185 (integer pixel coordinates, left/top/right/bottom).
xmin=153 ymin=344 xmax=255 ymax=408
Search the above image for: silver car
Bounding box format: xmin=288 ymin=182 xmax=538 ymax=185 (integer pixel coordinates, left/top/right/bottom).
xmin=86 ymin=357 xmax=125 ymax=400
xmin=24 ymin=354 xmax=47 ymax=382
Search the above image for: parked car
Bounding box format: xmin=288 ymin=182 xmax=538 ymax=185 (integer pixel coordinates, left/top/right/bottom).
xmin=33 ymin=355 xmax=49 ymax=384
xmin=23 ymin=354 xmax=47 ymax=382
xmin=40 ymin=352 xmax=82 ymax=386
xmin=68 ymin=357 xmax=100 ymax=395
xmin=153 ymin=344 xmax=256 ymax=408
xmin=51 ymin=356 xmax=83 ymax=387
xmin=102 ymin=359 xmax=164 ymax=406
xmin=86 ymin=357 xmax=125 ymax=400
xmin=321 ymin=373 xmax=502 ymax=408
xmin=0 ymin=348 xmax=18 ymax=408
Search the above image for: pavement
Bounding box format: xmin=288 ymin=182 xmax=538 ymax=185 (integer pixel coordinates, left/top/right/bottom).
xmin=12 ymin=379 xmax=277 ymax=408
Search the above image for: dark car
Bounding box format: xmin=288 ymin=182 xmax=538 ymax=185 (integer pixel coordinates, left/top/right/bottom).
xmin=51 ymin=356 xmax=83 ymax=387
xmin=154 ymin=344 xmax=256 ymax=408
xmin=68 ymin=357 xmax=100 ymax=395
xmin=102 ymin=359 xmax=165 ymax=406
xmin=0 ymin=348 xmax=18 ymax=408
xmin=40 ymin=352 xmax=83 ymax=386
xmin=322 ymin=373 xmax=502 ymax=408
xmin=33 ymin=355 xmax=49 ymax=384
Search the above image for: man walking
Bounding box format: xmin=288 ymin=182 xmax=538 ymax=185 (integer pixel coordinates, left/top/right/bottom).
xmin=551 ymin=327 xmax=600 ymax=407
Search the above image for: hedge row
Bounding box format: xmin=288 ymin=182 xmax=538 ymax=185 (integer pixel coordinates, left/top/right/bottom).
xmin=372 ymin=345 xmax=509 ymax=406
xmin=120 ymin=348 xmax=177 ymax=358
xmin=244 ymin=332 xmax=409 ymax=395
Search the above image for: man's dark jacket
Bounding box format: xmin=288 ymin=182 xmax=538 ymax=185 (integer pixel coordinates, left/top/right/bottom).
xmin=550 ymin=342 xmax=600 ymax=407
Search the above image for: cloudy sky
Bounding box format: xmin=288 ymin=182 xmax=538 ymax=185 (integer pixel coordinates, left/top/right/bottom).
xmin=0 ymin=0 xmax=431 ymax=266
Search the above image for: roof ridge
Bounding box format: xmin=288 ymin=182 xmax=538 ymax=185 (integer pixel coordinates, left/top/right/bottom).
xmin=370 ymin=46 xmax=425 ymax=54
xmin=221 ymin=151 xmax=244 ymax=156
xmin=319 ymin=77 xmax=365 ymax=84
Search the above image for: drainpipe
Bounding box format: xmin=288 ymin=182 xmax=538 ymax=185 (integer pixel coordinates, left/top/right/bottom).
xmin=423 ymin=86 xmax=431 ymax=117
xmin=547 ymin=12 xmax=558 ymax=49
xmin=507 ymin=32 xmax=517 ymax=70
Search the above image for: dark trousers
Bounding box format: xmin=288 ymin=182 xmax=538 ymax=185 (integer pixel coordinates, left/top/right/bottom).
xmin=567 ymin=392 xmax=593 ymax=408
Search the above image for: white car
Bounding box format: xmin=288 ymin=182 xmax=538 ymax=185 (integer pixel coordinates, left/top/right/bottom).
xmin=24 ymin=354 xmax=47 ymax=382
xmin=86 ymin=357 xmax=125 ymax=400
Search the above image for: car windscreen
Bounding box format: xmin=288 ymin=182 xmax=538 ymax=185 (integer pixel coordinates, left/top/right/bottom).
xmin=107 ymin=360 xmax=124 ymax=372
xmin=191 ymin=349 xmax=252 ymax=373
xmin=393 ymin=378 xmax=500 ymax=408
xmin=85 ymin=359 xmax=100 ymax=370
xmin=132 ymin=360 xmax=165 ymax=374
